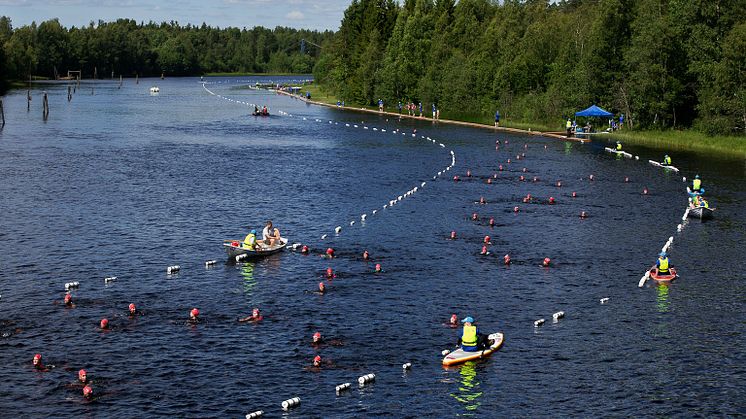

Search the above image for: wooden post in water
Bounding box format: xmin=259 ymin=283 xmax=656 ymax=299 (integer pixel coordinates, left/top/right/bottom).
xmin=1 ymin=99 xmax=5 ymax=128
xmin=136 ymin=73 xmax=139 ymax=85
xmin=92 ymin=67 xmax=97 ymax=95
xmin=68 ymin=85 xmax=72 ymax=102
xmin=161 ymin=72 xmax=164 ymax=80
xmin=27 ymin=90 xmax=31 ymax=111
xmin=119 ymin=74 xmax=123 ymax=89
xmin=42 ymin=92 xmax=49 ymax=120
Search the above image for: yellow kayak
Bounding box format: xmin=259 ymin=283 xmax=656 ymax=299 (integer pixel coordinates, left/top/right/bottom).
xmin=442 ymin=332 xmax=504 ymax=366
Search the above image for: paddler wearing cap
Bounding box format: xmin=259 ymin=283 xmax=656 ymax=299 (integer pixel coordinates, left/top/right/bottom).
xmin=457 ymin=316 xmax=488 ymax=352
xmin=656 ymin=252 xmax=671 ymax=274
xmin=243 ymin=229 xmax=258 ymax=250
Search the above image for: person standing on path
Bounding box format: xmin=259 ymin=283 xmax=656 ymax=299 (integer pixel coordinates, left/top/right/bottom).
xmin=495 ymin=110 xmax=500 ymax=127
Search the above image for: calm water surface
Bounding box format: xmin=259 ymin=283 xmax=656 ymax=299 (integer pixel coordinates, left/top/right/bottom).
xmin=1 ymin=77 xmax=744 ymax=417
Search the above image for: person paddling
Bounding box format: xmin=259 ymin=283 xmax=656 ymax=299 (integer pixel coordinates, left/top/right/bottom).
xmin=457 ymin=316 xmax=487 ymax=352
xmin=692 ymin=175 xmax=703 ymax=193
xmin=656 ymin=252 xmax=671 ymax=275
xmin=616 ymin=141 xmax=622 ymax=151
xmin=662 ymin=154 xmax=672 ymax=166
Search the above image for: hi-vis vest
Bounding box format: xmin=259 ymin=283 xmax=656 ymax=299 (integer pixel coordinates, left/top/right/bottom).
xmin=243 ymin=233 xmax=256 ymax=249
xmin=616 ymin=143 xmax=622 ymax=151
xmin=462 ymin=325 xmax=477 ymax=347
xmin=566 ymin=120 xmax=572 ymax=129
xmin=659 ymin=257 xmax=669 ymax=272
xmin=693 ymin=179 xmax=701 ymax=190
xmin=664 ymin=156 xmax=671 ymax=165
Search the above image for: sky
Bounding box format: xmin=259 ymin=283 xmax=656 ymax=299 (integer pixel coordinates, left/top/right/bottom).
xmin=0 ymin=0 xmax=352 ymax=31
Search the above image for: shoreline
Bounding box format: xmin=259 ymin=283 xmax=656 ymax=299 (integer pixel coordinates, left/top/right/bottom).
xmin=275 ymin=89 xmax=586 ymax=144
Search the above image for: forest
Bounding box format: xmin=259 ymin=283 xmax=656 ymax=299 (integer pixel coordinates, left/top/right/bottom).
xmin=312 ymin=0 xmax=746 ymax=135
xmin=0 ymin=17 xmax=331 ymax=85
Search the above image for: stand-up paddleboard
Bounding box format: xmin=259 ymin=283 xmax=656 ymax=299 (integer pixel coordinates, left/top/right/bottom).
xmin=648 ymin=160 xmax=680 ymax=172
xmin=604 ymin=147 xmax=633 ymax=158
xmin=442 ymin=332 xmax=504 ymax=366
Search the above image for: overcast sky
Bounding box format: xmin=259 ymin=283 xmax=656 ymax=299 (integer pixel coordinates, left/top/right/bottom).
xmin=0 ymin=0 xmax=351 ymax=31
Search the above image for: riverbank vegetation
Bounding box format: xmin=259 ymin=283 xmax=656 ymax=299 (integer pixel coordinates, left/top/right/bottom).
xmin=0 ymin=16 xmax=331 ymax=89
xmin=312 ymin=0 xmax=745 ymax=143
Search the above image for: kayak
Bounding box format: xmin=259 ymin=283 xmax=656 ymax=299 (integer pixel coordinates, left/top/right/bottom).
xmin=649 ymin=267 xmax=677 ymax=283
xmin=223 ymin=238 xmax=287 ymax=260
xmin=442 ymin=332 xmax=504 ymax=366
xmin=688 ymin=206 xmax=715 ymax=220
xmin=604 ymin=147 xmax=632 ymax=158
xmin=648 ymin=160 xmax=680 ymax=172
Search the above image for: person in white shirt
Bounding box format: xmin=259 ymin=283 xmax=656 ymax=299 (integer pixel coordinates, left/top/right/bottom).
xmin=262 ymin=220 xmax=281 ymax=247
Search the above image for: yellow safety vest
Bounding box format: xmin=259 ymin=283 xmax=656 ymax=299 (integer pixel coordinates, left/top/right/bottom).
xmin=664 ymin=156 xmax=671 ymax=165
xmin=566 ymin=120 xmax=572 ymax=129
xmin=701 ymin=200 xmax=709 ymax=208
xmin=658 ymin=257 xmax=669 ymax=272
xmin=616 ymin=144 xmax=622 ymax=151
xmin=462 ymin=325 xmax=477 ymax=347
xmin=243 ymin=233 xmax=256 ymax=249
xmin=693 ymin=179 xmax=701 ymax=190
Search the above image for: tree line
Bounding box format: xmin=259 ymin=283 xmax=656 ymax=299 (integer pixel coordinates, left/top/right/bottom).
xmin=313 ymin=0 xmax=746 ymax=135
xmin=0 ymin=17 xmax=332 ymax=87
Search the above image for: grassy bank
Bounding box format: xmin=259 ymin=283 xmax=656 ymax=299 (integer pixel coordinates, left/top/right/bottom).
xmin=295 ymin=83 xmax=746 ymax=158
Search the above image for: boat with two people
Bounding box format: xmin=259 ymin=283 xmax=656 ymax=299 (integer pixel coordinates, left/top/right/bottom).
xmin=252 ymin=105 xmax=270 ymax=117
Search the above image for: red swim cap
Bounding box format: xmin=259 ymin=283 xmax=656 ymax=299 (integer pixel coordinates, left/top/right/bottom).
xmin=83 ymin=385 xmax=93 ymax=397
xmin=33 ymin=353 xmax=42 ymax=361
xmin=314 ymin=355 xmax=321 ymax=363
xmin=301 ymin=245 xmax=309 ymax=253
xmin=313 ymin=332 xmax=321 ymax=341
xmin=252 ymin=308 xmax=260 ymax=316
xmin=375 ymin=263 xmax=382 ymax=272
xmin=78 ymin=369 xmax=87 ymax=380
xmin=64 ymin=294 xmax=72 ymax=303
xmin=326 ymin=248 xmax=334 ymax=256
xmin=128 ymin=303 xmax=136 ymax=312
xmin=100 ymin=318 xmax=109 ymax=328
xmin=190 ymin=308 xmax=199 ymax=317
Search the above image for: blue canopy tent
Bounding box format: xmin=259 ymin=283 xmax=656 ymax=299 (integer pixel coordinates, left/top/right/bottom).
xmin=575 ymin=105 xmax=613 ymax=117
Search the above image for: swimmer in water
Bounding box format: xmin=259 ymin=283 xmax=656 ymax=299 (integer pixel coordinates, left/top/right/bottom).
xmin=64 ymin=293 xmax=73 ymax=307
xmin=362 ymin=250 xmax=370 ymax=260
xmin=325 ymin=247 xmax=335 ymax=258
xmin=311 ymin=331 xmax=343 ymax=347
xmin=238 ymin=308 xmax=263 ymax=323
xmin=188 ymin=308 xmax=200 ymax=324
xmin=78 ymin=369 xmax=88 ymax=384
xmin=83 ymin=385 xmax=93 ymax=400
xmin=317 ymin=282 xmax=326 ymax=294
xmin=32 ymin=353 xmax=52 ymax=371
xmin=99 ymin=319 xmax=109 ymax=330
xmin=448 ymin=313 xmax=459 ymax=327
xmin=325 ymin=267 xmax=335 ymax=279
xmin=128 ymin=303 xmax=138 ymax=316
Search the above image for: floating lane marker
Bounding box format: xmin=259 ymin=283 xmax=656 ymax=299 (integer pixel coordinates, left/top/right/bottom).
xmin=402 ymin=362 xmax=412 ymax=370
xmin=600 ymin=297 xmax=610 ymax=304
xmin=205 ymin=260 xmax=217 ymax=267
xmin=104 ymin=276 xmax=117 ymax=283
xmin=534 ymin=318 xmax=545 ymax=327
xmin=245 ymin=411 xmax=264 ymax=419
xmin=281 ymin=397 xmax=300 ymax=410
xmin=552 ymin=311 xmax=565 ymax=321
xmin=167 ymin=265 xmax=180 ymax=274
xmin=358 ymin=373 xmax=376 ymax=386
xmin=335 ymin=383 xmax=351 ymax=394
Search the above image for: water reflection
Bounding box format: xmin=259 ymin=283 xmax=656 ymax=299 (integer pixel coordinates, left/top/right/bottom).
xmin=656 ymin=284 xmax=670 ymax=313
xmin=450 ymin=362 xmax=482 ymax=415
xmin=240 ymin=262 xmax=256 ymax=294
xmin=564 ymin=142 xmax=573 ymax=155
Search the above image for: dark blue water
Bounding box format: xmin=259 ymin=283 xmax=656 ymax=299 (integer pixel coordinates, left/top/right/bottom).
xmin=1 ymin=77 xmax=744 ymax=417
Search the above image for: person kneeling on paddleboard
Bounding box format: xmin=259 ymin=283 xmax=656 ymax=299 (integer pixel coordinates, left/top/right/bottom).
xmin=458 ymin=317 xmax=488 ymax=352
xmin=656 ymin=252 xmax=670 ymax=275
xmin=663 ymin=155 xmax=672 ymax=165
xmin=616 ymin=141 xmax=622 ymax=151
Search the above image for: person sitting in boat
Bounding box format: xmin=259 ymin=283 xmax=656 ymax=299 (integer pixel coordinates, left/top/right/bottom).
xmin=616 ymin=141 xmax=622 ymax=151
xmin=656 ymin=252 xmax=670 ymax=275
xmin=261 ymin=105 xmax=269 ymax=116
xmin=698 ymin=197 xmax=709 ymax=208
xmin=253 ymin=105 xmax=259 ymax=115
xmin=663 ymin=154 xmax=672 ymax=165
xmin=458 ymin=316 xmax=488 ymax=352
xmin=262 ymin=220 xmax=281 ymax=247
xmin=243 ymin=229 xmax=258 ymax=250
xmin=692 ymin=175 xmax=702 ymax=193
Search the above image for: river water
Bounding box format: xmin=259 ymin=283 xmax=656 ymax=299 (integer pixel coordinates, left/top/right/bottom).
xmin=0 ymin=77 xmax=744 ymax=417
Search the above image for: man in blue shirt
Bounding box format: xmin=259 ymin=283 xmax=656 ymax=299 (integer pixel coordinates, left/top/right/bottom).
xmin=495 ymin=110 xmax=500 ymax=127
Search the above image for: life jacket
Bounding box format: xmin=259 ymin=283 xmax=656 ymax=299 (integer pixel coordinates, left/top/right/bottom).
xmin=658 ymin=257 xmax=669 ymax=272
xmin=616 ymin=143 xmax=622 ymax=151
xmin=462 ymin=325 xmax=477 ymax=347
xmin=566 ymin=120 xmax=572 ymax=128
xmin=701 ymin=199 xmax=709 ymax=208
xmin=693 ymin=179 xmax=701 ymax=190
xmin=243 ymin=233 xmax=256 ymax=249
xmin=664 ymin=156 xmax=671 ymax=165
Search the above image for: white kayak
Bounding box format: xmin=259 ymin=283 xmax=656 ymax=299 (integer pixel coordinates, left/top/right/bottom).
xmin=648 ymin=160 xmax=680 ymax=172
xmin=604 ymin=147 xmax=632 ymax=158
xmin=442 ymin=332 xmax=504 ymax=366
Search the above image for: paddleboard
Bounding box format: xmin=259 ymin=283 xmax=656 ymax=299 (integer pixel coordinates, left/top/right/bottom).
xmin=442 ymin=332 xmax=504 ymax=366
xmin=604 ymin=147 xmax=632 ymax=158
xmin=648 ymin=160 xmax=680 ymax=172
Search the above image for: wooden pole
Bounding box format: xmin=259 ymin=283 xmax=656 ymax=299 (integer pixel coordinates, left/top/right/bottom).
xmin=119 ymin=74 xmax=122 ymax=89
xmin=136 ymin=73 xmax=139 ymax=84
xmin=1 ymin=99 xmax=5 ymax=128
xmin=68 ymin=85 xmax=72 ymax=102
xmin=42 ymin=92 xmax=49 ymax=120
xmin=27 ymin=90 xmax=31 ymax=111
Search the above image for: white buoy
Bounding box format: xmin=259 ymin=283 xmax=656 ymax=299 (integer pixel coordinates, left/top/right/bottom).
xmin=167 ymin=265 xmax=180 ymax=274
xmin=104 ymin=276 xmax=117 ymax=283
xmin=402 ymin=362 xmax=412 ymax=370
xmin=441 ymin=349 xmax=450 ymax=356
xmin=421 ymin=182 xmax=426 ymax=187
xmin=335 ymin=383 xmax=351 ymax=393
xmin=364 ymin=126 xmax=369 ymax=130
xmin=350 ymin=221 xmax=355 ymax=226
xmin=552 ymin=311 xmax=565 ymax=321
xmin=235 ymin=254 xmax=247 ymax=262
xmin=682 ymin=176 xmax=687 ymax=182
xmin=534 ymin=319 xmax=545 ymax=327
xmin=335 ymin=226 xmax=342 ymax=234
xmin=635 ymin=156 xmax=639 ymax=160
xmin=205 ymin=260 xmax=217 ymax=267
xmin=361 ymin=214 xmax=367 ymax=220
xmin=354 ymin=124 xmax=358 ymax=128
xmin=383 ymin=205 xmax=388 ymax=209
xmin=600 ymin=297 xmax=610 ymax=304
xmin=358 ymin=373 xmax=376 ymax=386
xmin=372 ymin=210 xmax=377 ymax=215
xmin=677 ymin=224 xmax=682 ymax=232
xmin=321 ymin=234 xmax=327 ymax=239
xmin=73 ymin=281 xmax=79 ymax=287
xmin=281 ymin=397 xmax=300 ymax=410
xmin=245 ymin=411 xmax=264 ymax=419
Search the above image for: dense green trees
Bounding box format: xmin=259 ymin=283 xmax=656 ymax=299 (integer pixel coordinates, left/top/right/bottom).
xmin=314 ymin=0 xmax=746 ymax=134
xmin=0 ymin=17 xmax=332 ymax=85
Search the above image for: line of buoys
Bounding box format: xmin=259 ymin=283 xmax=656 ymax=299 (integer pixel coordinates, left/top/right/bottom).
xmin=245 ymin=410 xmax=264 ymax=418
xmin=358 ymin=373 xmax=375 ymax=386
xmin=205 ymin=260 xmax=217 ymax=267
xmin=281 ymin=397 xmax=301 ymax=410
xmin=600 ymin=297 xmax=610 ymax=304
xmin=104 ymin=276 xmax=117 ymax=283
xmin=534 ymin=318 xmax=545 ymax=327
xmin=64 ymin=282 xmax=80 ymax=290
xmin=166 ymin=265 xmax=180 ymax=274
xmin=402 ymin=362 xmax=412 ymax=370
xmin=552 ymin=311 xmax=565 ymax=321
xmin=335 ymin=383 xmax=351 ymax=394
